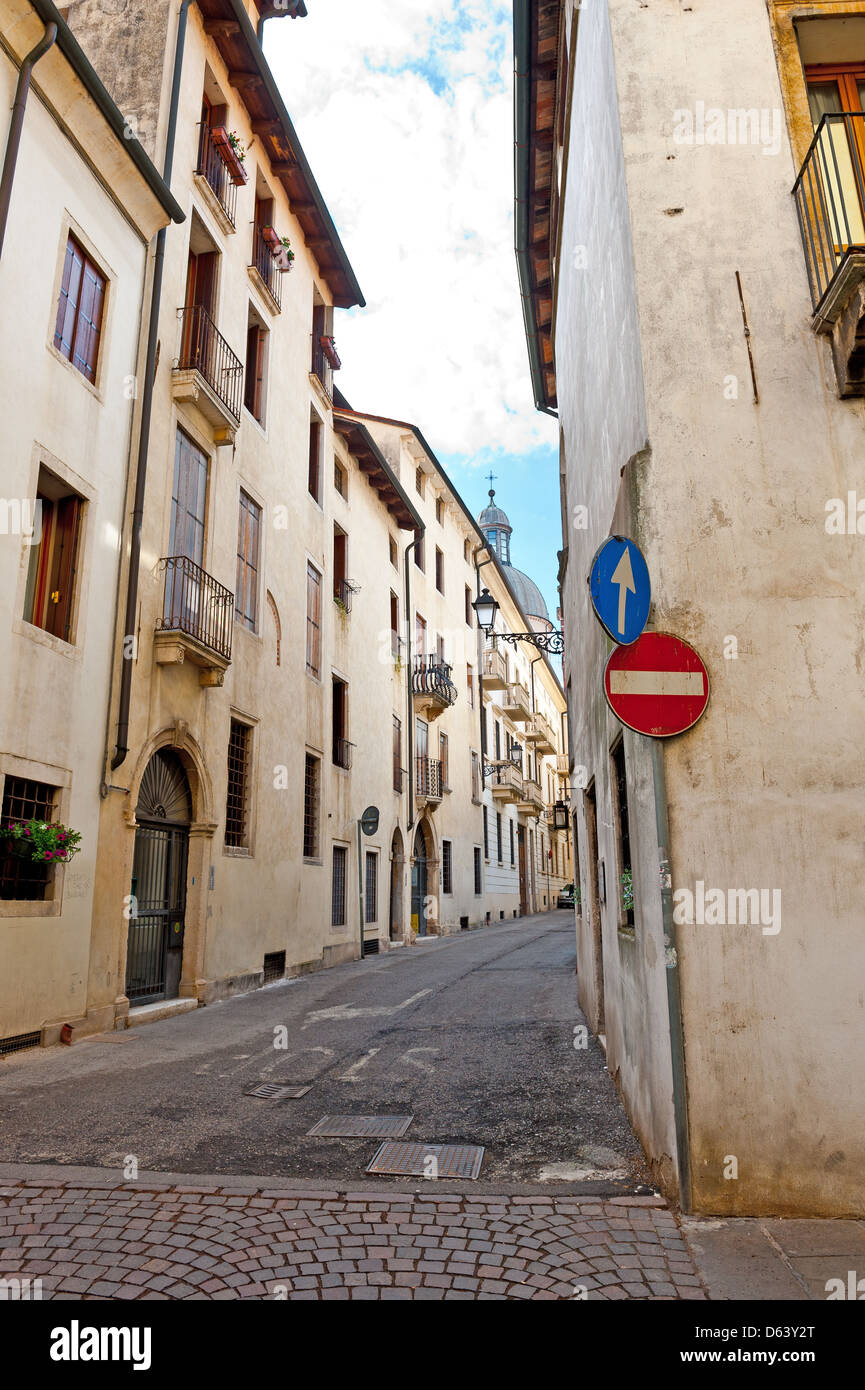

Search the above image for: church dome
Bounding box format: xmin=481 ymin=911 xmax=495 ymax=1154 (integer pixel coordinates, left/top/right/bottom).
xmin=477 ymin=484 xmax=551 ymax=631
xmin=505 ymin=567 xmax=550 ymax=627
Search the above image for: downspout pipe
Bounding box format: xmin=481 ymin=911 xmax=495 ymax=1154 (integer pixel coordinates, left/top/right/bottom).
xmin=404 ymin=531 xmax=423 ymax=833
xmin=0 ymin=22 xmax=58 ymax=260
xmin=111 ymin=0 xmax=192 ymax=770
xmin=650 ymin=737 xmax=692 ymax=1213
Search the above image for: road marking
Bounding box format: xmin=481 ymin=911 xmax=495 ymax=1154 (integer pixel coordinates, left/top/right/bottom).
xmin=303 ymin=988 xmax=432 ymax=1028
xmin=609 ymin=670 xmax=704 ymax=697
xmin=339 ymin=1049 xmax=380 ymax=1082
xmin=401 ymin=1047 xmax=439 ymax=1074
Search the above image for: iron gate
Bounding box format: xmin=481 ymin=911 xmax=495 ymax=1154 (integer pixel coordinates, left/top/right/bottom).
xmin=126 ymin=822 xmax=189 ymax=1004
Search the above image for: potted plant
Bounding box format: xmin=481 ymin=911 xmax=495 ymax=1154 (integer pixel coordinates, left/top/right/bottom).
xmin=0 ymin=819 xmax=82 ymax=865
xmin=621 ymin=868 xmax=634 ymax=912
xmin=211 ymin=126 xmax=248 ymax=186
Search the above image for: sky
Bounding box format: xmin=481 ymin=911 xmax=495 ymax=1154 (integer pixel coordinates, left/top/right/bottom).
xmin=264 ymin=0 xmax=562 ymax=626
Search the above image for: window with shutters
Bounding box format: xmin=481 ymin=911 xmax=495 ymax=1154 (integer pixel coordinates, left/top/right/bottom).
xmin=334 ymin=458 xmax=347 ymax=497
xmin=393 ymin=716 xmax=402 ymax=793
xmin=390 ymin=591 xmax=400 ymax=660
xmin=303 ymin=753 xmax=320 ymax=860
xmin=308 ymin=410 xmax=323 ymax=503
xmin=465 ymin=584 xmax=472 ymax=627
xmin=510 ymin=819 xmax=515 ymax=867
xmin=442 ymin=840 xmax=453 ymax=895
xmin=235 ymin=491 xmax=261 ymax=631
xmin=225 ymin=719 xmax=252 ymax=849
xmin=467 ymin=664 xmax=474 ymax=709
xmin=306 ymin=562 xmax=322 ymax=678
xmin=244 ymin=307 xmax=268 ymax=423
xmin=0 ymin=777 xmax=58 ymax=901
xmin=473 ymin=845 xmax=482 ymax=895
xmin=435 ymin=547 xmax=444 ymax=594
xmin=365 ymin=851 xmax=378 ymax=924
xmin=23 ymin=467 xmax=84 ymax=644
xmin=389 ymin=535 xmax=398 ymax=569
xmin=53 ymin=233 xmax=106 ymax=384
xmin=414 ymin=529 xmax=425 ymax=571
xmin=483 ymin=806 xmax=489 ymax=861
xmin=332 ymin=844 xmax=348 ymax=926
xmin=439 ymin=731 xmax=449 ymax=790
xmin=496 ymin=811 xmax=503 ymax=864
xmin=471 ymin=750 xmax=481 ymax=804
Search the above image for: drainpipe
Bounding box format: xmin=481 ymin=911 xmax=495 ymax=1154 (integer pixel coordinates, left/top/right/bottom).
xmin=650 ymin=737 xmax=692 ymax=1213
xmin=403 ymin=530 xmax=424 ymax=832
xmin=0 ymin=22 xmax=58 ymax=260
xmin=111 ymin=0 xmax=192 ymax=770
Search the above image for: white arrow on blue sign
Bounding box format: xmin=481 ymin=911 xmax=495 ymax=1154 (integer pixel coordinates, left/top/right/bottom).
xmin=589 ymin=536 xmax=651 ymax=645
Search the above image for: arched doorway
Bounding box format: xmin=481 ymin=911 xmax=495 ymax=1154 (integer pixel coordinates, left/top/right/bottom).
xmin=411 ymin=822 xmax=428 ymax=937
xmin=126 ymin=749 xmax=192 ymax=1005
xmin=389 ymin=828 xmax=404 ymax=941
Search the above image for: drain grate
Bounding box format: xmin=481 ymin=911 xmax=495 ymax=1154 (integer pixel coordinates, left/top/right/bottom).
xmin=366 ymin=1141 xmax=485 ymax=1180
xmin=306 ymin=1114 xmax=414 ymax=1138
xmin=245 ymin=1082 xmax=311 ymax=1101
xmin=362 ymin=938 xmax=380 ymax=957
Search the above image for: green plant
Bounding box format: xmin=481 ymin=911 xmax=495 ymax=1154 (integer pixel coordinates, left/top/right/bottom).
xmin=0 ymin=819 xmax=82 ymax=865
xmin=334 ymin=595 xmax=348 ymax=618
xmin=227 ymin=130 xmax=246 ymax=162
xmin=621 ymin=868 xmax=634 ymax=912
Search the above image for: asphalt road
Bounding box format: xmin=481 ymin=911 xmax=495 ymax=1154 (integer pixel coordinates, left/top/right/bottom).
xmin=0 ymin=913 xmax=648 ymax=1189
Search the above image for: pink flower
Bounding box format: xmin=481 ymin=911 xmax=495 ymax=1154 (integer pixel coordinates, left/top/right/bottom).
xmin=24 ymin=828 xmax=30 ymax=836
xmin=44 ymin=850 xmax=53 ymax=860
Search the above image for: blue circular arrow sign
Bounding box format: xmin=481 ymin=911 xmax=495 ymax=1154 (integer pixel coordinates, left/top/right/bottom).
xmin=589 ymin=536 xmax=651 ymax=646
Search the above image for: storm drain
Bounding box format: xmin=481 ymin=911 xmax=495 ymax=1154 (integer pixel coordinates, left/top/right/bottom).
xmin=307 ymin=1114 xmax=413 ymax=1138
xmin=245 ymin=1083 xmax=312 ymax=1101
xmin=366 ymin=1141 xmax=485 ymax=1180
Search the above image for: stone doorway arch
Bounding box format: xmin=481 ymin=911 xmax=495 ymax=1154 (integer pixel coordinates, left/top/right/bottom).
xmin=389 ymin=827 xmax=404 ymax=941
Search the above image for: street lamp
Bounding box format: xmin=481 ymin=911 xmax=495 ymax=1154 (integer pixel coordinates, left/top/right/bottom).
xmin=472 ymin=587 xmax=565 ymax=656
xmin=552 ymin=800 xmax=570 ymax=831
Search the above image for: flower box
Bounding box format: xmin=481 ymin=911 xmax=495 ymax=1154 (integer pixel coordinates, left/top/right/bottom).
xmin=320 ymin=335 xmax=342 ymax=370
xmin=262 ymin=227 xmax=295 ymax=272
xmin=0 ymin=820 xmax=82 ymax=865
xmin=210 ymin=126 xmax=248 ymax=186
xmin=261 ymin=225 xmax=281 ymax=251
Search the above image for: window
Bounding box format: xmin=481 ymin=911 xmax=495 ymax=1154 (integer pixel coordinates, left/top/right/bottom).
xmin=225 ymin=720 xmax=252 ymax=848
xmin=439 ymin=731 xmax=449 ymax=789
xmin=23 ymin=468 xmax=83 ymax=642
xmin=332 ymin=677 xmax=350 ymax=768
xmin=390 ymin=592 xmax=400 ymax=660
xmin=435 ymin=547 xmax=444 ymax=594
xmin=510 ymin=820 xmax=515 ymax=867
xmin=442 ymin=840 xmax=453 ymax=894
xmin=244 ymin=310 xmax=267 ymax=423
xmin=414 ymin=529 xmax=424 ymax=571
xmin=331 ymin=845 xmax=347 ymax=925
xmin=0 ymin=777 xmax=57 ymax=901
xmin=611 ymin=738 xmax=634 ymax=927
xmin=393 ymin=716 xmax=402 ymax=793
xmin=303 ymin=754 xmax=320 ymax=860
xmin=389 ymin=535 xmax=398 ymax=569
xmin=474 ymin=845 xmax=482 ymax=895
xmin=465 ymin=584 xmax=472 ymax=627
xmin=308 ymin=412 xmax=323 ymax=503
xmin=306 ymin=562 xmax=322 ymax=677
xmin=464 ymin=538 xmax=470 ymax=563
xmin=436 ymin=632 xmax=445 ymax=665
xmin=436 ymin=497 xmax=444 ymax=525
xmin=333 ymin=525 xmax=348 ymax=607
xmin=415 ymin=612 xmax=427 ymax=655
xmin=471 ymin=750 xmax=481 ymax=803
xmin=334 ymin=458 xmax=346 ymax=497
xmin=467 ymin=664 xmax=474 ymax=709
xmin=54 ymin=233 xmax=106 ymax=383
xmin=235 ymin=491 xmax=261 ymax=631
xmin=496 ymin=811 xmax=503 ymax=864
xmin=415 ymin=465 xmax=424 ymax=497
xmin=483 ymin=806 xmax=489 ymax=861
xmin=365 ymin=851 xmax=378 ymax=924
xmin=494 ymin=720 xmax=501 ymax=762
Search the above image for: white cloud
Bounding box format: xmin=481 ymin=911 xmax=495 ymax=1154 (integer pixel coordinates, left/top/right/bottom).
xmin=265 ymin=1 xmax=557 ymax=460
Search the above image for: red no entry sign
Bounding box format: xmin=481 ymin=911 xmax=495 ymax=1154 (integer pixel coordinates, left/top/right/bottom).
xmin=604 ymin=631 xmax=710 ymax=738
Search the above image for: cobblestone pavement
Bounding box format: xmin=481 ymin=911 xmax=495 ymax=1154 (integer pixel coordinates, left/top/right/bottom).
xmin=0 ymin=1171 xmax=708 ymax=1300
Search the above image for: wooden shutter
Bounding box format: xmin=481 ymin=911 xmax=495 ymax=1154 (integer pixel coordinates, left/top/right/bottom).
xmin=46 ymin=495 xmax=81 ymax=641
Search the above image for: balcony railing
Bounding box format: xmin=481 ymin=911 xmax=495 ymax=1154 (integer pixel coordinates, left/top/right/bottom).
xmin=334 ymin=579 xmax=355 ymax=614
xmin=793 ymin=112 xmax=865 ymax=311
xmin=250 ymin=225 xmax=282 ymax=310
xmin=489 ymin=762 xmax=523 ymax=799
xmin=312 ymin=337 xmax=333 ymax=395
xmin=412 ymin=654 xmax=458 ymax=707
xmin=176 ymin=305 xmax=243 ymax=423
xmin=157 ymin=555 xmax=233 ymax=662
xmin=333 ymin=738 xmax=354 ymax=770
xmin=195 ymin=123 xmax=238 ymax=227
xmin=416 ymin=756 xmax=442 ymax=802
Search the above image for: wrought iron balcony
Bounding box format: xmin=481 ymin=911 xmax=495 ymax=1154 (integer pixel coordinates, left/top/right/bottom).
xmin=412 ymin=654 xmax=458 ymax=717
xmin=794 ymin=112 xmax=865 ymax=318
xmin=155 ymin=556 xmax=233 ymax=684
xmin=195 ymin=123 xmax=238 ymax=228
xmin=333 ymin=738 xmax=354 ymax=771
xmin=311 ymin=337 xmax=333 ymax=396
xmin=415 ymin=756 xmax=443 ymax=805
xmin=249 ymin=225 xmax=283 ymax=310
xmin=174 ymin=306 xmax=243 ymax=432
xmin=334 ymin=579 xmax=356 ymax=614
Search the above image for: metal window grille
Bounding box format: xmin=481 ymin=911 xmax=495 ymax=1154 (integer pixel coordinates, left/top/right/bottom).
xmin=332 ymin=845 xmax=347 ymax=926
xmin=0 ymin=777 xmax=56 ymax=901
xmin=303 ymin=754 xmax=320 ymax=859
xmin=225 ymin=721 xmax=251 ymax=847
xmin=497 ymin=812 xmax=503 ymax=864
xmin=474 ymin=846 xmax=482 ymax=895
xmin=442 ymin=841 xmax=453 ymax=895
xmin=365 ymin=852 xmax=377 ymax=924
xmin=263 ymin=950 xmax=285 ymax=983
xmin=483 ymin=806 xmax=489 ymax=860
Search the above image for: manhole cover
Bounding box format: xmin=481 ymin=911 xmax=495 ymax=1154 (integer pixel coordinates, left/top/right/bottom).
xmin=306 ymin=1114 xmax=413 ymax=1138
xmin=366 ymin=1141 xmax=485 ymax=1179
xmin=245 ymin=1083 xmax=312 ymax=1101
